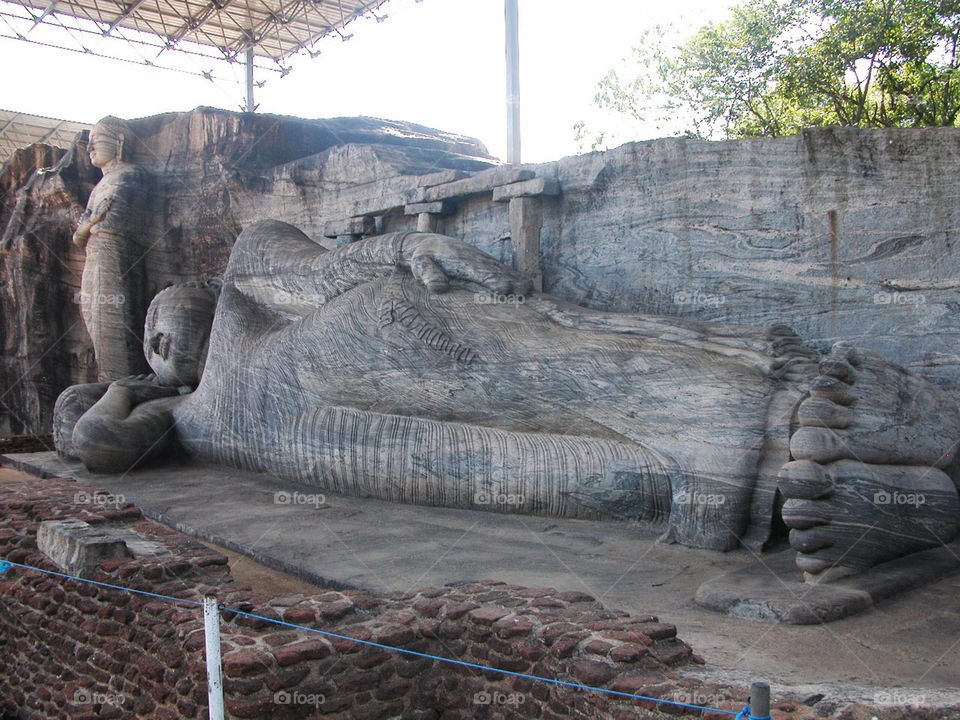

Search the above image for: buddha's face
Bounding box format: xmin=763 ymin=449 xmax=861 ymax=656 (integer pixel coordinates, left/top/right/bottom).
xmin=87 ymin=128 xmax=120 ymax=169
xmin=143 ymin=286 xmax=217 ymax=388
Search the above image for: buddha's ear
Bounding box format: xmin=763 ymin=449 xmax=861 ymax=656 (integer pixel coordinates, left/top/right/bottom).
xmin=116 ymin=131 xmax=126 ymax=161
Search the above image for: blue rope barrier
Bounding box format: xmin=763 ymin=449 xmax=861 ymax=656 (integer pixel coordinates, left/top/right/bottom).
xmin=736 ymin=704 xmax=772 ymax=720
xmin=0 ymin=557 xmax=742 ymax=716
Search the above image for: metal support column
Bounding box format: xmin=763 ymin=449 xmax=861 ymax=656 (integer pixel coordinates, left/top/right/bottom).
xmin=244 ymin=47 xmax=255 ymax=112
xmin=504 ymin=0 xmax=520 ymax=164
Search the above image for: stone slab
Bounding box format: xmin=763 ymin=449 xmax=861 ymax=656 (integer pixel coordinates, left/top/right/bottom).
xmin=38 ymin=519 xmax=131 ymax=578
xmin=694 ymin=546 xmax=960 ymax=624
xmin=404 ymin=200 xmax=455 ymax=216
xmin=322 ymin=216 xmax=376 ymax=238
xmin=492 ymin=177 xmax=560 ymax=202
xmin=1 ymin=452 xmax=727 ymax=597
xmin=418 ymin=167 xmax=535 ymax=203
xmin=417 ymin=169 xmax=470 ymax=188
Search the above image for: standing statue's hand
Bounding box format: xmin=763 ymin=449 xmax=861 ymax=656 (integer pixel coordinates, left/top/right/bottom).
xmin=73 ymin=198 xmax=113 ymax=248
xmin=110 ymin=374 xmax=181 ymax=404
xmin=403 ymin=234 xmax=533 ymax=296
xmin=72 ymin=222 xmax=91 ymax=248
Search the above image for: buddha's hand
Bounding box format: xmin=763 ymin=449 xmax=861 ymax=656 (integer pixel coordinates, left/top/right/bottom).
xmin=110 ymin=374 xmax=182 ymax=404
xmin=401 ymin=233 xmax=533 ymax=296
xmin=72 ymin=198 xmax=113 ymax=247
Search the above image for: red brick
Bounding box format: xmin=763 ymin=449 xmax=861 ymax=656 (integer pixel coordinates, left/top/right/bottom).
xmin=468 ymin=607 xmax=511 ymax=625
xmin=222 ymin=648 xmax=273 ymax=677
xmin=550 ymin=632 xmax=588 ymax=659
xmin=281 ymin=606 xmax=315 ymax=625
xmin=373 ymin=624 xmax=415 ymax=646
xmin=271 ymin=639 xmax=331 ymax=667
xmin=444 ymin=602 xmax=478 ymax=619
xmin=412 ymin=598 xmax=443 ymax=617
xmin=602 ymin=631 xmax=652 ymax=645
xmin=648 ymin=640 xmax=691 ymax=666
xmin=571 ymin=659 xmax=614 ymax=686
xmin=493 ymin=616 xmax=535 ymax=638
xmin=264 ymin=665 xmax=309 ymax=691
xmin=138 ymin=655 xmax=166 ymax=681
xmin=610 ymin=643 xmax=649 ymax=663
xmin=225 ymin=694 xmax=276 ymax=718
xmin=319 ymin=599 xmax=354 ymax=620
xmin=584 ymin=640 xmax=613 ymax=655
xmin=541 ymin=622 xmax=579 ymax=644
xmin=635 ymin=622 xmax=676 ymax=640
xmin=335 ymin=671 xmax=378 ymax=693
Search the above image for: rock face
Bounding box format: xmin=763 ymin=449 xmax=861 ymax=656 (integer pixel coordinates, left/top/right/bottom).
xmin=533 ymin=128 xmax=960 ymax=394
xmin=4 ymin=112 xmax=960 ymax=434
xmin=0 ymin=142 xmax=100 ymax=435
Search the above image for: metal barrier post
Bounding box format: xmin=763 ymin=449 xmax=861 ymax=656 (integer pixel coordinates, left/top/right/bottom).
xmin=203 ymin=596 xmax=225 ymax=720
xmin=750 ymin=681 xmax=771 ymax=719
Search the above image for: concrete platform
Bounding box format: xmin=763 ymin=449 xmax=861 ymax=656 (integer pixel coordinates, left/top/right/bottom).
xmin=4 ymin=451 xmax=960 ymax=704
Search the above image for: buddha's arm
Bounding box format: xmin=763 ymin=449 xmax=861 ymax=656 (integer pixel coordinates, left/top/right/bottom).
xmin=73 ymin=165 xmax=144 ymax=247
xmin=224 ymin=220 xmax=529 ymax=314
xmin=72 ymin=383 xmax=183 ymax=473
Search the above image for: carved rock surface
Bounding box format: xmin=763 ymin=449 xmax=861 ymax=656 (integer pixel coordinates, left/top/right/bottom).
xmin=0 ymin=109 xmax=497 ymax=432
xmin=4 ymin=115 xmax=960 ymax=433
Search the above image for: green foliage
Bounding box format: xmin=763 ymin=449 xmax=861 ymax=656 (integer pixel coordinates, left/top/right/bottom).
xmin=588 ymin=0 xmax=960 ymax=140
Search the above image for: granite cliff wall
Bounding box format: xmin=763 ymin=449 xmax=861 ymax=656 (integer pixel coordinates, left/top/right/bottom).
xmin=2 ymin=110 xmax=959 ymax=432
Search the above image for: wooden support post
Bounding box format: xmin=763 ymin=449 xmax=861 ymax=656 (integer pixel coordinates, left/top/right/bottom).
xmin=509 ymin=196 xmax=542 ymax=292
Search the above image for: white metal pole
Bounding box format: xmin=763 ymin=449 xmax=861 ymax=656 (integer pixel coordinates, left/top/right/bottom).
xmin=504 ymin=0 xmax=521 ymax=165
xmin=203 ymin=596 xmax=225 ymax=720
xmin=245 ymin=48 xmax=255 ymax=112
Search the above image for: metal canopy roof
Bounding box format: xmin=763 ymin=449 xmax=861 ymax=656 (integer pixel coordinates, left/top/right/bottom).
xmin=0 ymin=109 xmax=91 ymax=167
xmin=2 ymin=0 xmax=389 ymax=66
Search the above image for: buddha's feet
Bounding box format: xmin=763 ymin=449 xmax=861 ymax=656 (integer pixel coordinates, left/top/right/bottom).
xmin=779 ymin=343 xmax=960 ymax=582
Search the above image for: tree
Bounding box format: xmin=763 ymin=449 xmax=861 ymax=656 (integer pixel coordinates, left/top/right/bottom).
xmin=581 ymin=0 xmax=960 ymax=144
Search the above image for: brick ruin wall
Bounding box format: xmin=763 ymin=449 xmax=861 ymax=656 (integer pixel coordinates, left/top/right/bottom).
xmin=0 ymin=471 xmax=792 ymax=720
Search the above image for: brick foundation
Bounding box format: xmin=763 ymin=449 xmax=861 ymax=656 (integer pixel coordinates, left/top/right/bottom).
xmin=0 ymin=473 xmax=772 ymax=720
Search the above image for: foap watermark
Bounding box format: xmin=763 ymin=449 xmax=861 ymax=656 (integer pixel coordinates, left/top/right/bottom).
xmin=74 ymin=491 xmax=126 ymax=507
xmin=873 ymin=291 xmax=926 ymax=306
xmin=474 ymin=490 xmax=525 ymax=506
xmin=672 ymin=691 xmax=730 ymax=708
xmin=274 ymin=690 xmax=326 ymax=707
xmin=673 ymin=290 xmax=726 ymax=308
xmin=73 ymin=689 xmax=127 ymax=707
xmin=874 ymin=690 xmax=927 ymax=705
xmin=273 ymin=490 xmax=326 ymax=507
xmin=674 ymin=489 xmax=726 ymax=507
xmin=874 ymin=490 xmax=926 ymax=507
xmin=474 ymin=291 xmax=526 ymax=306
xmin=473 ymin=690 xmax=525 ymax=707
xmin=73 ymin=291 xmax=126 ymax=307
xmin=270 ymin=289 xmax=326 ymax=306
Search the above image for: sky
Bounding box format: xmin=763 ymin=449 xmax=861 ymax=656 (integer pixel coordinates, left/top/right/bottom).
xmin=0 ymin=0 xmax=736 ymax=163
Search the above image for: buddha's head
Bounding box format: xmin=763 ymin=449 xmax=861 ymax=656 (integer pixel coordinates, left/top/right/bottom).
xmin=143 ymin=280 xmax=221 ymax=388
xmin=87 ymin=116 xmax=132 ymax=170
